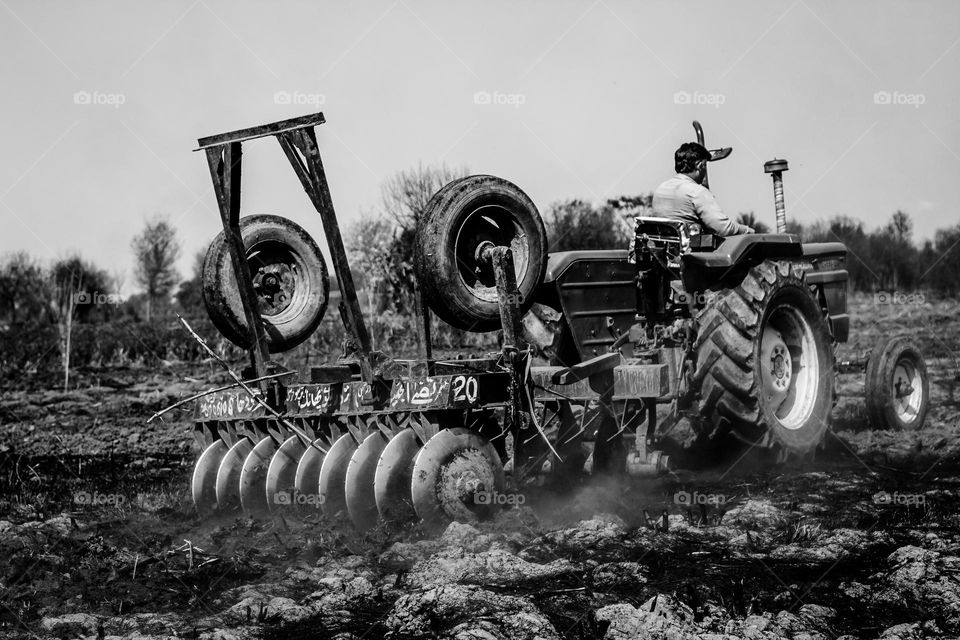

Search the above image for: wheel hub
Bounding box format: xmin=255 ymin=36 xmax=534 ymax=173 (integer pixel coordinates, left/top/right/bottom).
xmin=439 ymin=450 xmax=495 ymax=512
xmin=455 ymin=205 xmax=528 ymax=301
xmin=761 ymin=327 xmax=792 ymax=407
xmin=770 ymin=342 xmax=792 ymax=388
xmin=758 ymin=305 xmax=820 ymax=432
xmin=252 ymin=264 xmax=295 ymax=315
xmin=455 ymin=474 xmax=485 ymax=504
xmin=411 ymin=427 xmax=506 ymax=530
xmin=893 ymin=362 xmax=922 ymax=420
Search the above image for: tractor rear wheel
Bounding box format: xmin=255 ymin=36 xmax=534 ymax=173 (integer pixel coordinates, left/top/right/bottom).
xmin=414 ymin=175 xmax=547 ymax=332
xmin=692 ymin=260 xmax=835 ymax=455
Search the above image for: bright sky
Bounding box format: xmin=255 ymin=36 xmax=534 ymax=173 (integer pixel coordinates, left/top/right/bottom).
xmin=1 ymin=1 xmax=958 ymax=293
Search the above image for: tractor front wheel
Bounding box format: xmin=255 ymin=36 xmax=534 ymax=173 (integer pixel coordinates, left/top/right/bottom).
xmin=865 ymin=337 xmax=929 ymax=430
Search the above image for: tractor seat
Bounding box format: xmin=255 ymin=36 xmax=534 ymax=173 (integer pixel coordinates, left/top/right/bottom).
xmin=633 ymin=216 xmax=720 ymax=259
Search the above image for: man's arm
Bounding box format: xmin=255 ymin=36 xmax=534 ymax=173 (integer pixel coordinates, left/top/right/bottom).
xmin=689 ymin=185 xmax=754 ymax=236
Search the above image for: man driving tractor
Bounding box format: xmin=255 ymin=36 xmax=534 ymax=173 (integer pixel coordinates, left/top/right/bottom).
xmin=652 ymin=142 xmax=754 ymax=237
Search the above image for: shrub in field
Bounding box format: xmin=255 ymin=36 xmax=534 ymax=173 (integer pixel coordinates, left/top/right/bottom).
xmin=0 ymin=321 xmax=61 ymax=383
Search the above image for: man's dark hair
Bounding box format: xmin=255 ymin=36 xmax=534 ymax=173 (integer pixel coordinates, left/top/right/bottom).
xmin=675 ymin=142 xmax=711 ymax=174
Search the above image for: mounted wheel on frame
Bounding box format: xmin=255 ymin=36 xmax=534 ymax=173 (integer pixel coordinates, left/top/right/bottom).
xmin=414 ymin=175 xmax=548 ymax=332
xmin=202 ymin=214 xmax=330 ymax=353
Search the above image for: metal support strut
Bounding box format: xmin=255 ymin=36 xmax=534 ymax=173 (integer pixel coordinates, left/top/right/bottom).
xmin=197 ymin=112 xmax=375 ymax=383
xmin=202 ymin=142 xmax=270 ymax=387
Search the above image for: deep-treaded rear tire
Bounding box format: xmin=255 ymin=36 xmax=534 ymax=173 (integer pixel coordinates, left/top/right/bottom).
xmin=414 ymin=175 xmax=547 ymax=332
xmin=692 ymin=260 xmax=835 ymax=454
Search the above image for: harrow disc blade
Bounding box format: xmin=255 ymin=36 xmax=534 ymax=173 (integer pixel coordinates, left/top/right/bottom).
xmin=411 ymin=427 xmax=506 ymax=531
xmin=266 ymin=436 xmax=307 ymax=513
xmin=345 ymin=432 xmax=388 ymax=532
xmin=295 ymin=438 xmax=327 ymax=510
xmin=239 ymin=437 xmax=277 ymax=518
xmin=216 ymin=437 xmax=254 ymax=512
xmin=319 ymin=432 xmax=357 ymax=518
xmin=192 ymin=440 xmax=228 ymax=514
xmin=374 ymin=429 xmax=420 ymax=524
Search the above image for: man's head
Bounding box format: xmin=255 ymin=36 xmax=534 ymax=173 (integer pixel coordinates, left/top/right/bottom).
xmin=674 ymin=142 xmax=712 ymax=184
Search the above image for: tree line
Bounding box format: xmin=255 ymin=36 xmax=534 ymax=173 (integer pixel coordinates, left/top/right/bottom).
xmin=2 ymin=165 xmax=958 ymax=388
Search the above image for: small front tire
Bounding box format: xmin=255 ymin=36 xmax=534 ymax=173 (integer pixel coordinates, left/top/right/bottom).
xmin=865 ymin=337 xmax=929 ymax=430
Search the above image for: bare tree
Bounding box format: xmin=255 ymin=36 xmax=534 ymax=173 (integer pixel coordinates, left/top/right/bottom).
xmin=886 ymin=210 xmax=913 ymax=243
xmin=132 ymin=216 xmax=182 ymax=321
xmin=356 ymin=164 xmax=468 ymax=313
xmin=379 ymin=163 xmax=468 ymax=230
xmin=47 ymin=256 xmax=109 ymax=390
xmin=175 ymin=249 xmax=209 ymax=317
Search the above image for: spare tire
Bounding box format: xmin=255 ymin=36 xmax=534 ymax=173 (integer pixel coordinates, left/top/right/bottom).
xmin=414 ymin=175 xmax=547 ymax=332
xmin=202 ymin=214 xmax=329 ymax=353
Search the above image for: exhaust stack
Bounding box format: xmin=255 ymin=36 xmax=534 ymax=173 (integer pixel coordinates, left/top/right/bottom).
xmin=764 ymin=158 xmax=789 ymax=233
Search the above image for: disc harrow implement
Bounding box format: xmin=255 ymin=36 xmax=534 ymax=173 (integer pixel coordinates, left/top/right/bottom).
xmin=192 ymin=361 xmax=522 ymax=529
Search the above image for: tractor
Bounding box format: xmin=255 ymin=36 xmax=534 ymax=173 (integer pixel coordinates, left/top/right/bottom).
xmin=188 ymin=113 xmax=929 ymax=531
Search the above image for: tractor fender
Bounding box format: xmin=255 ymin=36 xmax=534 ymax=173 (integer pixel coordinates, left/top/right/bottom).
xmin=682 ymin=233 xmax=802 ymax=269
xmin=681 ymin=233 xmax=801 ymax=292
